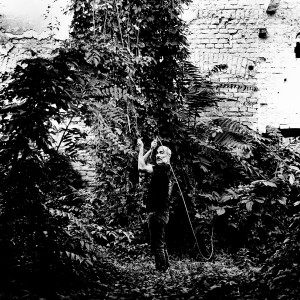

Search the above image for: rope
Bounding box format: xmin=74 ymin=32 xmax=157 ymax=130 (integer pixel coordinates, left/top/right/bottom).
xmin=92 ymin=0 xmax=96 ymax=39
xmin=156 ymin=136 xmax=214 ymax=261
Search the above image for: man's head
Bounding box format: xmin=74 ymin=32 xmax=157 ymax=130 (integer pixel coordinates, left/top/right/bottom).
xmin=156 ymin=146 xmax=171 ymax=165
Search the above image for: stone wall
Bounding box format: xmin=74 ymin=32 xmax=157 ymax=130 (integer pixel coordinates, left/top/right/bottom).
xmin=182 ymin=0 xmax=300 ymax=132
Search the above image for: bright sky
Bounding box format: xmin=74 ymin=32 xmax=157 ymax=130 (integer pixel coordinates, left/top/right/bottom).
xmin=0 ymin=0 xmax=72 ymax=39
xmin=0 ymin=0 xmax=47 ymax=17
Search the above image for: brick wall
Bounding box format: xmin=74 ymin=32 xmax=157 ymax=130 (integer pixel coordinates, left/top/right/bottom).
xmin=2 ymin=0 xmax=300 ymax=186
xmin=182 ymin=0 xmax=300 ymax=132
xmin=0 ymin=0 xmax=71 ymax=73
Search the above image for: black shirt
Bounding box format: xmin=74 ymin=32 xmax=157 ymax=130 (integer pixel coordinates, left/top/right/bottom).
xmin=146 ymin=164 xmax=171 ymax=213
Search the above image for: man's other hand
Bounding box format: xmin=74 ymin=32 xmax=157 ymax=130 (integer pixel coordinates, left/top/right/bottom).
xmin=137 ymin=138 xmax=144 ymax=148
xmin=151 ymin=139 xmax=158 ymax=150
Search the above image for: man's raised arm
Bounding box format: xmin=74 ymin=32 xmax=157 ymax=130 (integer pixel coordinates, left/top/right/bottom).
xmin=137 ymin=138 xmax=154 ymax=174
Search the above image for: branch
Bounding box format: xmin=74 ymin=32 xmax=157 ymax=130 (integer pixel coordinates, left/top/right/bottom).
xmin=113 ymin=0 xmax=124 ymax=47
xmin=0 ymin=101 xmax=27 ymax=114
xmin=56 ymin=115 xmax=74 ymax=152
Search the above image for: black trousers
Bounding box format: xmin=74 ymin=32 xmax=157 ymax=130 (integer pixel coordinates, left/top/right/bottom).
xmin=148 ymin=211 xmax=169 ymax=271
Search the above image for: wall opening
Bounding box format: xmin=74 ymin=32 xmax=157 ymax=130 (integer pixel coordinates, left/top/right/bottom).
xmin=294 ymin=33 xmax=300 ymax=58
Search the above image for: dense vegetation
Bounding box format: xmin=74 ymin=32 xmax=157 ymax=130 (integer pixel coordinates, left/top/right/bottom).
xmin=1 ymin=0 xmax=300 ymax=299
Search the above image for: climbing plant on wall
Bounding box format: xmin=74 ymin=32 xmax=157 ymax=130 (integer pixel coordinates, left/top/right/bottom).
xmin=66 ymin=0 xmax=197 ymax=229
xmin=69 ymin=0 xmax=192 ymax=133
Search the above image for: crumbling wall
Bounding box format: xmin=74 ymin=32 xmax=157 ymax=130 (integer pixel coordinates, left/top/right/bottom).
xmin=0 ymin=0 xmax=71 ymax=73
xmin=182 ymin=0 xmax=300 ymax=132
xmin=3 ymin=0 xmax=300 ymax=186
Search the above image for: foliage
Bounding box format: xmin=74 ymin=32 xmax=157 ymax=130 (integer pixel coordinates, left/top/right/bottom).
xmin=67 ymin=0 xmax=194 ymax=232
xmin=2 ymin=0 xmax=300 ymax=298
xmin=52 ymin=252 xmax=257 ymax=300
xmin=0 ymin=50 xmax=104 ymax=295
xmin=248 ymin=214 xmax=300 ymax=300
xmin=65 ymin=0 xmax=300 ymax=298
xmin=67 ymin=0 xmax=300 ymax=264
xmin=189 ymin=129 xmax=300 ymax=259
xmin=70 ymin=0 xmax=192 ymax=135
xmin=1 ymin=0 xmax=200 ymax=294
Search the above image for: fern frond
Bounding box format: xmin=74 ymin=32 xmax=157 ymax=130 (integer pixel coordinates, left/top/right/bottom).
xmin=92 ymin=84 xmax=128 ymax=99
xmin=193 ymin=155 xmax=212 ymax=170
xmin=214 ymin=131 xmax=252 ymax=150
xmin=180 ymin=60 xmax=228 ymax=127
xmin=216 ymin=82 xmax=258 ymax=92
xmin=213 ymin=118 xmax=254 ymax=136
xmin=210 ymin=118 xmax=257 ymax=151
xmin=63 ymin=251 xmax=86 ymax=264
xmin=58 ymin=126 xmax=87 ymax=160
xmin=207 ymin=64 xmax=228 ymax=76
xmin=92 ymin=103 xmax=127 ymax=125
xmin=182 ymin=60 xmax=205 ymax=81
xmin=60 ymin=250 xmax=95 ymax=266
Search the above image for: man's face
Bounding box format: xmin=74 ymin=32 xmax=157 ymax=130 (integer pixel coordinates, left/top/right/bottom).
xmin=156 ymin=146 xmax=171 ymax=165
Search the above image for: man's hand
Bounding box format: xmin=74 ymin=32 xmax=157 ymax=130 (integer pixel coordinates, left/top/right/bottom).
xmin=150 ymin=139 xmax=158 ymax=150
xmin=137 ymin=137 xmax=154 ymax=174
xmin=137 ymin=138 xmax=144 ymax=148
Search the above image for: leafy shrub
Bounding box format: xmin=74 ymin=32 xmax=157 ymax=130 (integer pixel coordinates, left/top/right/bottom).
xmin=0 ymin=51 xmax=103 ymax=297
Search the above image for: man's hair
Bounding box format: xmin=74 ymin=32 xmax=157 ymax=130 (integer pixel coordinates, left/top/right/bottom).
xmin=158 ymin=146 xmax=171 ymax=157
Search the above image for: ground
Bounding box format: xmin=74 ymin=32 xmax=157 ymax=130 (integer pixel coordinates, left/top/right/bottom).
xmin=63 ymin=249 xmax=259 ymax=300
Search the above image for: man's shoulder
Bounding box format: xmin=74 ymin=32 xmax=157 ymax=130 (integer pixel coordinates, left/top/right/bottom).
xmin=153 ymin=164 xmax=171 ymax=173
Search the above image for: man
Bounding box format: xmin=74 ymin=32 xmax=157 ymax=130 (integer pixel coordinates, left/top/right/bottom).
xmin=137 ymin=138 xmax=172 ymax=272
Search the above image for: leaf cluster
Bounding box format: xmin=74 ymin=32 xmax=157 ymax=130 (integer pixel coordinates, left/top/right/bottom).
xmin=0 ymin=49 xmax=105 ymax=295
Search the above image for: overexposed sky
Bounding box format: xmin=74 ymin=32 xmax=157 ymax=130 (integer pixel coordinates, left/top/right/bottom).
xmin=0 ymin=0 xmax=46 ymax=16
xmin=0 ymin=0 xmax=72 ymax=39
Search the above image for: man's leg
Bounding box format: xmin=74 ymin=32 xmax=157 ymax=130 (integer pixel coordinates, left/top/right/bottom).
xmin=164 ymin=247 xmax=169 ymax=269
xmin=148 ymin=212 xmax=169 ymax=271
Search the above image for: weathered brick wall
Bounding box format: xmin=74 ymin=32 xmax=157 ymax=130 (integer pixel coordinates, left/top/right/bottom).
xmin=2 ymin=0 xmax=300 ymax=186
xmin=182 ymin=0 xmax=300 ymax=132
xmin=0 ymin=0 xmax=71 ymax=73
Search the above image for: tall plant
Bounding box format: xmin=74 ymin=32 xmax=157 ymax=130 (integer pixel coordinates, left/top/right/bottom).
xmin=0 ymin=50 xmax=99 ymax=294
xmin=68 ymin=0 xmax=193 ymax=222
xmin=68 ymin=0 xmax=278 ymax=256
